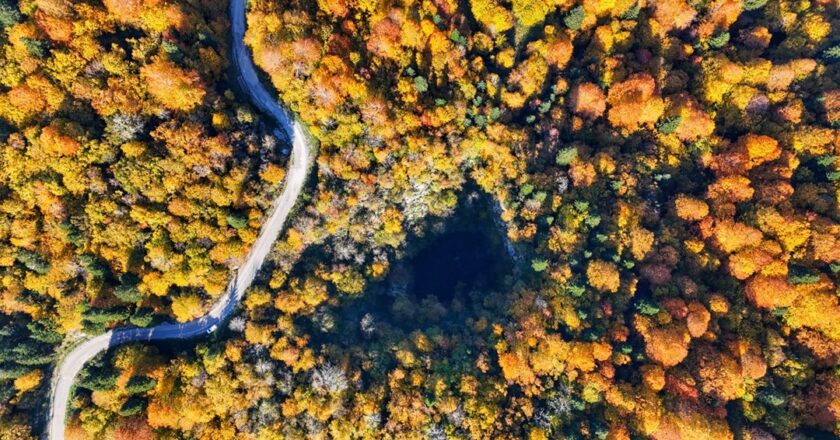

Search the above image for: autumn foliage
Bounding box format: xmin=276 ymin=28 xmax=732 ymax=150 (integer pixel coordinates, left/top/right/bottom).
xmin=141 ymin=57 xmax=206 ymax=112
xmin=3 ymin=0 xmax=839 ymax=438
xmin=606 ymin=73 xmax=664 ymax=132
xmin=0 ymin=0 xmax=291 ymax=435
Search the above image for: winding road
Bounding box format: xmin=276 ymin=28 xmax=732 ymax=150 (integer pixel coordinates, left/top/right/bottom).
xmin=46 ymin=0 xmax=312 ymax=438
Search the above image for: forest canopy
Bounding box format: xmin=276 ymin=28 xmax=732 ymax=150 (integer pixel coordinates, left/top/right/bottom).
xmin=0 ymin=0 xmax=839 ymax=439
xmin=0 ymin=0 xmax=289 ymax=435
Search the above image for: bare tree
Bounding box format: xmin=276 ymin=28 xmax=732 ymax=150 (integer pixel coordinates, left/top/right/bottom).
xmin=228 ymin=316 xmax=246 ymax=332
xmin=360 ymin=313 xmax=376 ymax=334
xmin=364 ymin=412 xmax=382 ymax=429
xmin=254 ymin=358 xmax=274 ymax=376
xmin=253 ymin=399 xmax=279 ymax=428
xmin=311 ymin=362 xmax=348 ymax=395
xmin=107 ymin=113 xmax=145 ymax=143
xmin=425 ymin=424 xmax=447 ymax=440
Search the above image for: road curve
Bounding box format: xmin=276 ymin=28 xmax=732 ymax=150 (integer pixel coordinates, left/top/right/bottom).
xmin=46 ymin=1 xmax=311 ymax=438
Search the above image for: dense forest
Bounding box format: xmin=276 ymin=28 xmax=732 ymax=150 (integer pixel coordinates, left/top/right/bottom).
xmin=0 ymin=0 xmax=290 ymax=436
xmin=1 ymin=0 xmax=839 ymax=438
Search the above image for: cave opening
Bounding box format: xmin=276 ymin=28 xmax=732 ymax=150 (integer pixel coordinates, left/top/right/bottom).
xmin=399 ymin=186 xmax=515 ymax=305
xmin=407 ymin=229 xmax=504 ymax=303
xmin=303 ymin=184 xmax=517 ymax=346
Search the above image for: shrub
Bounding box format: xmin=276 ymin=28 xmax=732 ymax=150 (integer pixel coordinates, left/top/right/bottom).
xmin=114 ymin=284 xmax=141 ymax=303
xmin=743 ymin=0 xmax=769 ymax=11
xmin=822 ymin=44 xmax=840 ymax=63
xmin=788 ymin=267 xmax=820 ymax=285
xmin=10 ymin=342 xmax=54 ymax=366
xmin=83 ymin=308 xmax=131 ymax=324
xmin=226 ymin=213 xmax=249 ymax=230
xmin=118 ymin=396 xmax=146 ymax=417
xmin=16 ymin=250 xmax=49 ymax=275
xmin=129 ymin=309 xmax=155 ymax=327
xmin=563 ymin=6 xmax=584 ymax=30
xmin=125 ymin=376 xmax=157 ymax=395
xmin=59 ymin=222 xmax=84 ymax=247
xmin=79 ymin=369 xmax=119 ymax=391
xmin=656 ymin=115 xmax=682 ymax=134
xmin=26 ymin=320 xmax=62 ymax=344
xmin=0 ymin=1 xmax=19 ymax=29
xmin=566 ymin=284 xmax=586 ymax=297
xmin=708 ymin=31 xmax=730 ymax=49
xmin=79 ymin=254 xmax=110 ymax=278
xmin=556 ymin=147 xmax=578 ymax=166
xmin=519 ymin=183 xmax=534 ymax=197
xmin=21 ymin=38 xmax=48 ymax=58
xmin=620 ymin=3 xmax=640 ymax=20
xmin=449 ymin=30 xmax=467 ymax=45
xmin=531 ymin=259 xmax=549 ymax=272
xmin=756 ymin=388 xmax=785 ymax=406
xmin=414 ymin=76 xmax=429 ymax=93
xmin=82 ymin=320 xmax=106 ymax=335
xmin=0 ymin=364 xmax=29 ymax=380
xmin=635 ymin=299 xmax=660 ymax=315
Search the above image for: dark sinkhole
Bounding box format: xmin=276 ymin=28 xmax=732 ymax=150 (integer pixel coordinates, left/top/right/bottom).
xmin=299 ymin=185 xmax=518 ymax=369
xmin=408 ymin=230 xmax=504 ymax=302
xmin=392 ymin=187 xmax=515 ymax=305
xmin=299 ymin=184 xmax=517 ymax=347
xmin=296 ymin=187 xmax=518 ymax=385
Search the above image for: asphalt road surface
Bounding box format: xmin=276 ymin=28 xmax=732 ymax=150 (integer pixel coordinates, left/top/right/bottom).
xmin=46 ymin=0 xmax=311 ymax=437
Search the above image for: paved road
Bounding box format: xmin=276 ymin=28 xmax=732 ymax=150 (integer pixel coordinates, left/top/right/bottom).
xmin=46 ymin=1 xmax=312 ymax=438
